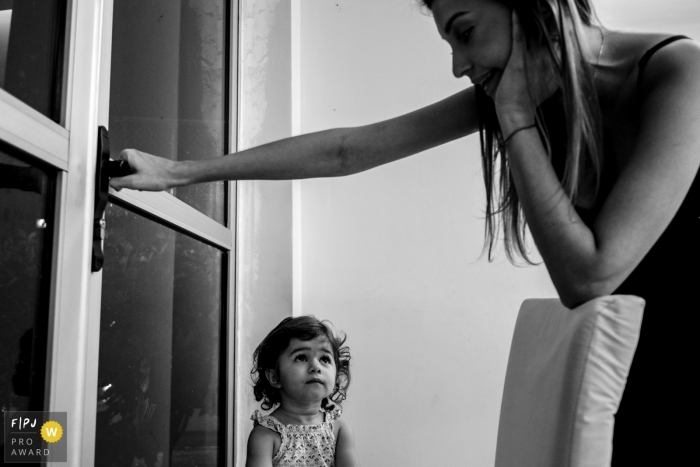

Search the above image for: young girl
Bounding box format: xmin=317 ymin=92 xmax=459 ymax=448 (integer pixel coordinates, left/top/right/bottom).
xmin=246 ymin=316 xmax=359 ymax=467
xmin=112 ymin=1 xmax=699 ymax=464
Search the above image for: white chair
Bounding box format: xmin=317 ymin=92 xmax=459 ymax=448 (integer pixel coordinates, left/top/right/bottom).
xmin=494 ymin=295 xmax=645 ymax=467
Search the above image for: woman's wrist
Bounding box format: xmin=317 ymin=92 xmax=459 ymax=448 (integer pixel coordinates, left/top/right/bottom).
xmin=502 ymin=123 xmax=537 ymax=146
xmin=496 ymin=108 xmax=536 ymax=135
xmin=170 ymin=159 xmax=196 ymax=188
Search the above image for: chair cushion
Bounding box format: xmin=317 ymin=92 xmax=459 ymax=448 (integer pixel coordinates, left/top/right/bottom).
xmin=494 ymin=295 xmax=645 ymax=467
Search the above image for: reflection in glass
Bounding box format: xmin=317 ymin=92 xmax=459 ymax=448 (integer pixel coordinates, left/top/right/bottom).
xmin=109 ymin=0 xmax=228 ymax=224
xmin=0 ymin=0 xmax=67 ymax=122
xmin=0 ymin=147 xmax=53 ymax=435
xmin=95 ymin=203 xmax=225 ymax=467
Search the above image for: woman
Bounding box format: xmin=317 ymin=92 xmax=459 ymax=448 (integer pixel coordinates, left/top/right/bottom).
xmin=112 ymin=0 xmax=699 ymax=463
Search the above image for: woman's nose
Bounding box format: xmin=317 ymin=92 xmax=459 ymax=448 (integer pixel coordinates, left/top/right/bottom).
xmin=452 ymin=51 xmax=472 ymax=79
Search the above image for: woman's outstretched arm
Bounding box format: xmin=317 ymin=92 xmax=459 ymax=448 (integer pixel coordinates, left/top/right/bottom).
xmin=110 ymin=88 xmax=478 ymax=191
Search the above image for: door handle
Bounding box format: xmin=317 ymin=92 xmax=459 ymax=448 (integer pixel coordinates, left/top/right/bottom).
xmin=92 ymin=126 xmax=132 ymax=272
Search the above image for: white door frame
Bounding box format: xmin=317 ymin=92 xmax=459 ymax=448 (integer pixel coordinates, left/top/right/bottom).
xmin=0 ymin=0 xmax=238 ymax=465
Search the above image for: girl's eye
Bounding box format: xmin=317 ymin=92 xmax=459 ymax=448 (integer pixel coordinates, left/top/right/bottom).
xmin=321 ymin=356 xmax=332 ymax=364
xmin=294 ymin=354 xmax=307 ymax=362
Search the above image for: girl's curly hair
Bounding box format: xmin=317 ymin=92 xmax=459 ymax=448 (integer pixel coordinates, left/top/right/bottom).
xmin=251 ymin=316 xmax=351 ymax=411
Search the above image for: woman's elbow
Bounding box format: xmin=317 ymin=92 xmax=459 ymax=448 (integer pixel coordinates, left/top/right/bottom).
xmin=326 ymin=130 xmax=357 ymax=177
xmin=556 ymin=273 xmax=622 ymax=309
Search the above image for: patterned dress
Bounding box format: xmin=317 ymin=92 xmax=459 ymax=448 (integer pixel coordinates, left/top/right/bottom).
xmin=251 ymin=407 xmax=341 ymax=467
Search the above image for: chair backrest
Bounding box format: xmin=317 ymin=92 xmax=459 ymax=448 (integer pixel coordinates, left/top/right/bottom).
xmin=494 ymin=295 xmax=645 ymax=467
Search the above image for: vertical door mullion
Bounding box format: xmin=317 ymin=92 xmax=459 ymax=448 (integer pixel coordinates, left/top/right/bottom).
xmin=48 ymin=1 xmax=111 ymax=466
xmin=83 ymin=1 xmax=114 ymax=463
xmin=226 ymin=1 xmax=240 ymax=465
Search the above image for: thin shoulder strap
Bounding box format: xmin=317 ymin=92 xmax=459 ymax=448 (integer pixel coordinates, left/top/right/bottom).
xmin=637 ymin=35 xmax=691 ymax=89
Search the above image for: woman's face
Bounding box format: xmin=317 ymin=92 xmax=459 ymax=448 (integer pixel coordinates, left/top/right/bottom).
xmin=432 ymin=0 xmax=513 ymax=95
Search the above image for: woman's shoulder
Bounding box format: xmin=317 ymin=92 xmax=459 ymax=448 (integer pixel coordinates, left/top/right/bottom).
xmin=606 ymin=31 xmax=700 ymax=78
xmin=605 ymin=31 xmax=697 ymax=68
xmin=598 ymin=31 xmax=700 ymax=111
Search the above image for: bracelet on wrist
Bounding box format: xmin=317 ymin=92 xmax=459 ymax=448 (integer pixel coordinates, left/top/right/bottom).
xmin=503 ymin=123 xmax=537 ymax=146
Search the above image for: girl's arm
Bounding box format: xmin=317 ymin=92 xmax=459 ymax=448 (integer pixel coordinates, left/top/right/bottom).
xmin=335 ymin=419 xmax=360 ymax=467
xmin=500 ymin=16 xmax=700 ymax=307
xmin=245 ymin=425 xmax=277 ymax=467
xmin=110 ymin=89 xmax=478 ymax=191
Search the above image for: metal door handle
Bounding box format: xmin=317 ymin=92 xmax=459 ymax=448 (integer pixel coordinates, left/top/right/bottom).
xmin=92 ymin=126 xmax=133 ymax=272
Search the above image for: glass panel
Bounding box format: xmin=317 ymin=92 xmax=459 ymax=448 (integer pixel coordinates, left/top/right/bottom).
xmin=95 ymin=203 xmax=225 ymax=467
xmin=0 ymin=145 xmax=54 ymax=430
xmin=109 ymin=0 xmax=227 ymax=224
xmin=0 ymin=0 xmax=67 ymax=122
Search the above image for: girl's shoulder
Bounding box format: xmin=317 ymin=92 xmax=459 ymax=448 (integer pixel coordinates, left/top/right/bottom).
xmin=325 ymin=406 xmax=343 ymax=441
xmin=251 ymin=410 xmax=286 ymax=434
xmin=324 ymin=405 xmax=342 ymax=422
xmin=247 ymin=415 xmax=283 ymax=464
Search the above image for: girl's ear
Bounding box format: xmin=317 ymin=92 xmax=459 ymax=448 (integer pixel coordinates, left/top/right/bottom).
xmin=265 ymin=369 xmax=281 ymax=388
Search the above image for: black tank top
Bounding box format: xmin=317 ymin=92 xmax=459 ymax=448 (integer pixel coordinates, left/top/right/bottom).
xmin=605 ymin=35 xmax=698 ymax=465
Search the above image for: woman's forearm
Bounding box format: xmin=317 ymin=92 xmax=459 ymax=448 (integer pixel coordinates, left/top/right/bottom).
xmin=184 ymin=88 xmax=477 ymax=185
xmin=504 ymin=128 xmax=617 ymax=306
xmin=112 ymin=88 xmax=477 ymax=192
xmin=176 ymin=128 xmax=350 ymax=185
xmin=114 ymin=127 xmax=357 ymax=191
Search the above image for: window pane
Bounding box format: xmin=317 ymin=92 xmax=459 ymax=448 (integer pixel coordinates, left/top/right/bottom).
xmin=95 ymin=203 xmax=225 ymax=467
xmin=0 ymin=146 xmax=54 ymax=422
xmin=109 ymin=0 xmax=228 ymax=224
xmin=0 ymin=0 xmax=67 ymax=122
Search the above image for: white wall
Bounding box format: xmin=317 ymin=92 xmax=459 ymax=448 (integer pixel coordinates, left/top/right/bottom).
xmin=296 ymin=1 xmax=554 ymax=466
xmin=235 ymin=1 xmax=294 ymax=466
xmin=295 ymin=1 xmax=699 ymax=466
xmin=596 ymin=0 xmax=700 ymax=35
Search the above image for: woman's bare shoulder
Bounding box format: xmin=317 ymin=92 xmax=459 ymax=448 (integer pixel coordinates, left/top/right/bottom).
xmin=605 ymin=31 xmax=700 ymax=78
xmin=636 ymin=35 xmax=700 ymax=88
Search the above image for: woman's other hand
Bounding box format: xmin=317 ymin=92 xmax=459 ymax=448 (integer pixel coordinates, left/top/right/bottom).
xmin=109 ymin=149 xmax=183 ymax=192
xmin=495 ymin=10 xmax=558 ymax=132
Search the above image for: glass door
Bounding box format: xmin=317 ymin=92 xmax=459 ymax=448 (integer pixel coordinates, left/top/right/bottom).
xmin=0 ymin=0 xmax=70 ymax=464
xmin=1 ymin=0 xmax=238 ymax=466
xmin=93 ymin=0 xmax=238 ymax=466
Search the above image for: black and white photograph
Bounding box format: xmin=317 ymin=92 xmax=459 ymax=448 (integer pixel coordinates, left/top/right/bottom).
xmin=0 ymin=0 xmax=698 ymax=466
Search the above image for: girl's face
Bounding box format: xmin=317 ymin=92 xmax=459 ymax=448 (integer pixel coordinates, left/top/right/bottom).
xmin=432 ymin=0 xmax=513 ymax=95
xmin=268 ymin=335 xmax=337 ymax=406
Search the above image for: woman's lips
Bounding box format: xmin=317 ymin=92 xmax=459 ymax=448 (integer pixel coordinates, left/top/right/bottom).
xmin=482 ymin=71 xmax=500 ymax=96
xmin=472 ymin=70 xmax=500 ymax=96
xmin=472 ymin=71 xmax=492 ymax=86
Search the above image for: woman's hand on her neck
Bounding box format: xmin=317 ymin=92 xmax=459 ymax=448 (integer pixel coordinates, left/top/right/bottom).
xmin=494 ymin=10 xmax=560 ymax=134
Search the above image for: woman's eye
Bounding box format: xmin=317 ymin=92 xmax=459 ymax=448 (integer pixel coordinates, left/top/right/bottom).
xmin=457 ymin=28 xmax=473 ymax=43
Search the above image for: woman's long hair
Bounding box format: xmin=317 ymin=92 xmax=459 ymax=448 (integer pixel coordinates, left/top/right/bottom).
xmin=424 ymin=0 xmax=604 ymax=264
